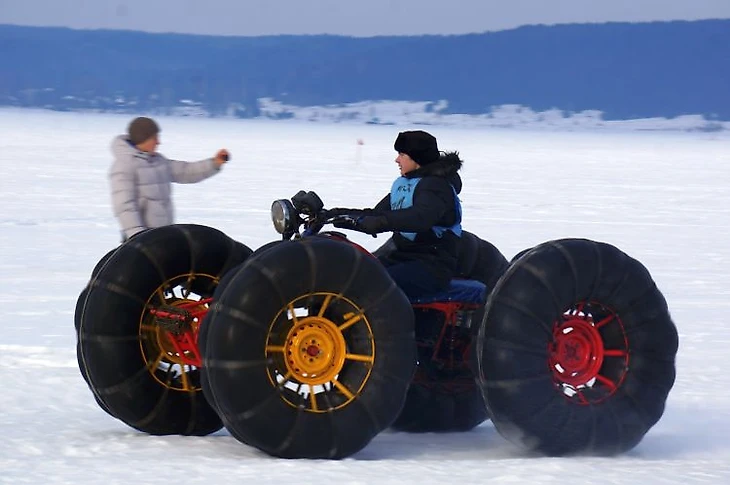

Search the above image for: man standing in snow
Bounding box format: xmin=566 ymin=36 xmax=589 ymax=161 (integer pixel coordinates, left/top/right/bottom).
xmin=109 ymin=116 xmax=229 ymax=241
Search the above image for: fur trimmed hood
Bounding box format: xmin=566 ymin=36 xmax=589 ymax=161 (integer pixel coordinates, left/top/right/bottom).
xmin=406 ymin=151 xmax=464 ymax=193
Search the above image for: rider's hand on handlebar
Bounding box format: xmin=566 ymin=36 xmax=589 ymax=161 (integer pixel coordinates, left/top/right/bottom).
xmin=332 ymin=215 xmax=361 ymax=231
xmin=332 ymin=214 xmax=387 ymax=236
xmin=358 ymin=216 xmax=388 ymax=234
xmin=325 ymin=208 xmax=364 ymax=219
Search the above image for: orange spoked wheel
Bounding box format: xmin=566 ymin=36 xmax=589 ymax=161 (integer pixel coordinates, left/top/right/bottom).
xmin=202 ymin=236 xmax=416 ymax=458
xmin=76 ymin=224 xmax=251 ymax=436
xmin=139 ymin=274 xmax=218 ymax=392
xmin=265 ymin=292 xmax=375 ymax=413
xmin=476 ymin=238 xmax=678 ymax=456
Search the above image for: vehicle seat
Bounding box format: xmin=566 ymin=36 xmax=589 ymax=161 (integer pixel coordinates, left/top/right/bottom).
xmin=409 ymin=279 xmax=487 ymax=305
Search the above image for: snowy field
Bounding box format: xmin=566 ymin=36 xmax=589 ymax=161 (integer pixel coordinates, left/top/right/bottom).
xmin=1 ymin=108 xmax=729 ymax=484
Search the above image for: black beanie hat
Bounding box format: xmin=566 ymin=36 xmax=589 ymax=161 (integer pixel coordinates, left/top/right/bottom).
xmin=394 ymin=130 xmax=440 ymax=166
xmin=128 ymin=117 xmax=160 ymax=145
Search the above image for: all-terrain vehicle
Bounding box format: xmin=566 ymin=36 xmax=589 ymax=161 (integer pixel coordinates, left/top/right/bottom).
xmin=75 ymin=191 xmax=678 ymax=459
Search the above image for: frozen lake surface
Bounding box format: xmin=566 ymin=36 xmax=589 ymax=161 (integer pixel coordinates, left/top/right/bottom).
xmin=1 ymin=109 xmax=729 ymax=484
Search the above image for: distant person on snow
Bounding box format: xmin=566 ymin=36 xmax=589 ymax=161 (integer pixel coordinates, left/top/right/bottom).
xmin=109 ymin=116 xmax=229 ymax=241
xmin=329 ymin=130 xmax=465 ymax=299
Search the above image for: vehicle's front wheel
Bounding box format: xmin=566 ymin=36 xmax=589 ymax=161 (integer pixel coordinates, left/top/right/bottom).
xmin=202 ymin=236 xmax=416 ymax=458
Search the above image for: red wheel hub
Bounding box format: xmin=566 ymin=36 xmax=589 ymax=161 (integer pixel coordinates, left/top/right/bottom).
xmin=550 ymin=317 xmax=604 ymax=387
xmin=548 ymin=302 xmax=629 ymax=405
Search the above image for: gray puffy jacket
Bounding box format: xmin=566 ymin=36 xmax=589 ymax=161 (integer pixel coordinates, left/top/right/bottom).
xmin=109 ymin=135 xmax=221 ymax=239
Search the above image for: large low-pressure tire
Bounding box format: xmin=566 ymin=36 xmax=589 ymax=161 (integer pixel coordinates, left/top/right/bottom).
xmin=75 ymin=246 xmax=122 ymax=416
xmin=457 ymin=231 xmax=510 ymax=291
xmin=202 ymin=236 xmax=416 ymax=459
xmin=197 ymin=239 xmax=286 ymax=409
xmin=76 ymin=224 xmax=252 ymax=436
xmin=476 ymin=238 xmax=678 ymax=456
xmin=390 ymin=231 xmax=508 ymax=433
xmin=75 ymin=247 xmax=120 ymax=333
xmin=390 ymin=331 xmax=489 ymax=433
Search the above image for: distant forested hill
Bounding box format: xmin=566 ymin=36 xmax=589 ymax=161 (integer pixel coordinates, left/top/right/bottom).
xmin=1 ymin=20 xmax=728 ymax=119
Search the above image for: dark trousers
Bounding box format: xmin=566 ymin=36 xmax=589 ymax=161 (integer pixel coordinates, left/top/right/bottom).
xmin=380 ymin=259 xmax=448 ymax=300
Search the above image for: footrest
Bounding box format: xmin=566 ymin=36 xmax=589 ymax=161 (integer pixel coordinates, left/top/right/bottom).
xmin=410 ymin=279 xmax=487 ymax=305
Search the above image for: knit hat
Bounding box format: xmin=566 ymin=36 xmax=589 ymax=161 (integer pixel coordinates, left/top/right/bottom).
xmin=128 ymin=117 xmax=160 ymax=145
xmin=394 ymin=130 xmax=440 ymax=166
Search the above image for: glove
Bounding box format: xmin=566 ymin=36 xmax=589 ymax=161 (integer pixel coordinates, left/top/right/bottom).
xmin=357 ymin=216 xmax=388 ymax=235
xmin=332 ymin=215 xmax=387 ymax=235
xmin=291 ymin=191 xmax=324 ymax=215
xmin=325 ymin=207 xmax=365 ymax=218
xmin=332 ymin=215 xmax=361 ymax=231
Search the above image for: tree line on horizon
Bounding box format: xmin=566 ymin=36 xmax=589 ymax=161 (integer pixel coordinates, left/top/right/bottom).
xmin=0 ymin=19 xmax=728 ymax=120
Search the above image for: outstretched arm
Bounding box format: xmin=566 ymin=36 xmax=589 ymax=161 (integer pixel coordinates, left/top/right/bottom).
xmin=168 ymin=149 xmax=228 ymax=183
xmin=328 ymin=194 xmax=391 ymax=217
xmin=168 ymin=157 xmax=220 ymax=183
xmin=332 ymin=181 xmax=452 ymax=235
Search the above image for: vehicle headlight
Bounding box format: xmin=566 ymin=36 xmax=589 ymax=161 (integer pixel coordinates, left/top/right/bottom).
xmin=271 ymin=199 xmax=296 ymax=234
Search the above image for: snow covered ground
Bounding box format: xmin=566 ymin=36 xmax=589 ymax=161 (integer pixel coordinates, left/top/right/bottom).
xmin=1 ymin=108 xmax=729 ymax=484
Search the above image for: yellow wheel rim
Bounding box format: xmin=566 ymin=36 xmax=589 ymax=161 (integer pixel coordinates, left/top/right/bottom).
xmin=139 ymin=273 xmax=218 ymax=392
xmin=284 ymin=316 xmax=347 ymax=386
xmin=266 ymin=292 xmax=375 ymax=413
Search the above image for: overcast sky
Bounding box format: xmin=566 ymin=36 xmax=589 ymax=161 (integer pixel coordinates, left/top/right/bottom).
xmin=2 ymin=0 xmax=730 ymax=36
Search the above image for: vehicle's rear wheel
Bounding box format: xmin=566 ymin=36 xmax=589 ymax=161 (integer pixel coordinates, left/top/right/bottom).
xmin=475 ymin=238 xmax=678 ymax=455
xmin=76 ymin=224 xmax=251 ymax=435
xmin=391 ymin=231 xmax=508 ymax=432
xmin=391 ymin=309 xmax=487 ymax=432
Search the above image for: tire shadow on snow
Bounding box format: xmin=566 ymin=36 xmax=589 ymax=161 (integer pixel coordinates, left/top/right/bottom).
xmin=351 ymin=423 xmax=525 ymax=461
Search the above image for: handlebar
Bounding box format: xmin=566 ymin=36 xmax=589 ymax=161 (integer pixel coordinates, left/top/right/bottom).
xmin=302 ymin=212 xmax=374 ymax=238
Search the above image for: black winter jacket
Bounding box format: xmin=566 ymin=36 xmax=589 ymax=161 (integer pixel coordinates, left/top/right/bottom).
xmin=368 ymin=152 xmax=464 ymax=285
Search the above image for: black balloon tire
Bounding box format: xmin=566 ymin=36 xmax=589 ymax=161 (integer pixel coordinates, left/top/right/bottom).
xmin=75 ymin=246 xmax=121 ymax=416
xmin=391 ymin=231 xmax=509 ymax=433
xmin=197 ymin=238 xmax=285 ymax=410
xmin=476 ymin=238 xmax=678 ymax=456
xmin=390 ymin=373 xmax=488 ymax=432
xmin=76 ymin=224 xmax=252 ymax=436
xmin=201 ymin=236 xmax=417 ymax=459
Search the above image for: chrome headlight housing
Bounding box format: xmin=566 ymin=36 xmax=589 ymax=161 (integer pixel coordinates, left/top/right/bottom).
xmin=271 ymin=199 xmax=297 ymax=235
